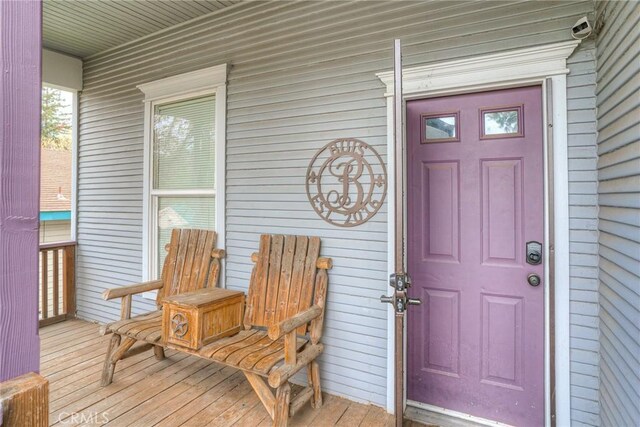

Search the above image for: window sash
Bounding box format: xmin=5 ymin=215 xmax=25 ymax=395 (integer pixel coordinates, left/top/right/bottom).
xmin=152 ymin=194 xmax=216 ymax=276
xmin=139 ymin=65 xmax=227 ymax=285
xmin=148 ymin=94 xmax=217 ymax=279
xmin=152 ymin=95 xmax=216 ymax=192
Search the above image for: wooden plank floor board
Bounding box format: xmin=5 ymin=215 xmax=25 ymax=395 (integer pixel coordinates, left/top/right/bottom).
xmin=231 ymin=398 xmax=271 ymax=426
xmin=360 ymin=405 xmax=395 ymax=427
xmin=99 ymin=359 xmax=219 ymax=426
xmin=47 ymin=342 xmax=160 ymax=385
xmin=205 ymin=386 xmax=261 ymax=426
xmin=50 ymin=351 xmax=176 ymax=407
xmin=53 ymin=354 xmax=201 ymax=425
xmin=336 ymin=401 xmax=371 ymax=426
xmin=287 ymin=393 xmax=335 ymax=427
xmin=41 ymin=323 xmax=97 ymax=344
xmin=42 ymin=329 xmax=108 ymax=354
xmin=40 ymin=326 xmax=89 ymax=343
xmin=40 ymin=320 xmax=416 ymax=427
xmin=119 ymin=366 xmax=238 ymax=426
xmin=42 ymin=341 xmax=121 ymax=379
xmin=49 ymin=352 xmax=183 ymax=416
xmin=40 ymin=319 xmax=92 ymax=338
xmin=41 ymin=337 xmax=111 ymax=369
xmin=41 ymin=328 xmax=101 ymax=352
xmin=154 ymin=371 xmax=247 ymax=427
xmin=41 ymin=336 xmax=109 ymax=365
xmin=47 ymin=353 xmax=117 ymax=385
xmin=183 ymin=379 xmax=254 ymax=425
xmin=50 ymin=352 xmax=191 ymax=420
xmin=308 ymin=393 xmax=350 ymax=427
xmin=40 ymin=322 xmax=97 ymax=343
xmin=50 ymin=351 xmax=157 ymax=404
xmin=41 ymin=325 xmax=101 ymax=349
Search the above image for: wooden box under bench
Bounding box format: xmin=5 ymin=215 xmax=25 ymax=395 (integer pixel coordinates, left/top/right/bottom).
xmin=162 ymin=288 xmax=244 ymax=351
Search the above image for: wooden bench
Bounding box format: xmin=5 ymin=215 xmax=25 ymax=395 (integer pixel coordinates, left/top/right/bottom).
xmin=171 ymin=234 xmax=332 ymax=426
xmin=100 ymin=228 xmax=224 ymax=386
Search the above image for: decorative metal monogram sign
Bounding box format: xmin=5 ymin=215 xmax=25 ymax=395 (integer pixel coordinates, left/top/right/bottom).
xmin=306 ymin=138 xmax=387 ymax=227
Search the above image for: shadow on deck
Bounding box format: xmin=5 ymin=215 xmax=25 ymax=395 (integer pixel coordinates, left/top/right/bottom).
xmin=42 ymin=319 xmax=411 ymax=426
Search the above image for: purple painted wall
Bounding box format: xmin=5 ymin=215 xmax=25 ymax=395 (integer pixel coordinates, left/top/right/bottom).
xmin=0 ymin=0 xmax=42 ymax=382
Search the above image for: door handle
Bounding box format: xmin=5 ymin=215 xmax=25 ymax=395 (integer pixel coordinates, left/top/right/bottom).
xmin=380 ymin=295 xmax=394 ymax=304
xmin=380 ymin=294 xmax=422 ymax=312
xmin=381 ymin=273 xmax=421 ymax=313
xmin=527 ymin=273 xmax=541 ymax=287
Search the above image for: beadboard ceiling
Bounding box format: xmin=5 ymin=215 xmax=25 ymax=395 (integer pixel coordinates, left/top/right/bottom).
xmin=43 ymin=0 xmax=240 ymax=58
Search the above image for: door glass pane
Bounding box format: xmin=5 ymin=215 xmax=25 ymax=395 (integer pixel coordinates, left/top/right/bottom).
xmin=157 ymin=197 xmax=215 ymax=273
xmin=153 ymin=95 xmax=215 ymax=190
xmin=423 ymin=112 xmax=459 ymax=143
xmin=483 ymin=109 xmax=520 ymax=136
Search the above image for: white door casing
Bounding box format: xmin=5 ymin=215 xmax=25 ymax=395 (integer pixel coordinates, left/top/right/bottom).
xmin=376 ymin=40 xmax=580 ymax=426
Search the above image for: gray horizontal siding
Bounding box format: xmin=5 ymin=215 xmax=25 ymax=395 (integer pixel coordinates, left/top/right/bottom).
xmin=77 ymin=0 xmax=595 ymax=408
xmin=595 ymin=1 xmax=640 ymax=426
xmin=567 ymin=40 xmax=601 ymax=426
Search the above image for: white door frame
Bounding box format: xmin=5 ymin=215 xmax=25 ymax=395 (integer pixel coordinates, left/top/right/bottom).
xmin=376 ymin=40 xmax=580 ymax=427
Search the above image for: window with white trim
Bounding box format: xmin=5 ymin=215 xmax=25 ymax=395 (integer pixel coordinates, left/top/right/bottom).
xmin=152 ymin=95 xmax=216 ymax=272
xmin=138 ymin=65 xmax=226 ymax=280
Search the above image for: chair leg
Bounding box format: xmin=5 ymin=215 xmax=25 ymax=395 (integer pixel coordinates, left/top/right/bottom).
xmin=153 ymin=345 xmax=165 ymax=360
xmin=273 ymin=382 xmax=291 ymax=427
xmin=101 ymin=334 xmax=121 ymax=386
xmin=307 ymin=361 xmax=322 ymax=408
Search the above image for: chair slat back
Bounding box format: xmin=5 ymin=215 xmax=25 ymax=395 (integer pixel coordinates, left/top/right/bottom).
xmin=157 ymin=228 xmax=219 ymax=303
xmin=245 ymin=234 xmax=322 ymax=333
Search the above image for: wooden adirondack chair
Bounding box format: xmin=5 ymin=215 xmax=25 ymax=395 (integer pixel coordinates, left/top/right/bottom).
xmin=100 ymin=228 xmax=225 ymax=386
xmin=188 ymin=234 xmax=331 ymax=426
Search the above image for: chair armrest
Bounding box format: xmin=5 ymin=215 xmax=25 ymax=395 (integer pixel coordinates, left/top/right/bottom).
xmin=268 ymin=305 xmax=323 ymax=340
xmin=268 ymin=344 xmax=324 ymax=388
xmin=211 ymin=248 xmax=226 ymax=259
xmin=102 ymin=279 xmax=163 ymax=301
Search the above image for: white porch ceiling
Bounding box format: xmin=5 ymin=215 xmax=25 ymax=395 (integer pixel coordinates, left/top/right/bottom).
xmin=43 ymin=0 xmax=240 ymax=58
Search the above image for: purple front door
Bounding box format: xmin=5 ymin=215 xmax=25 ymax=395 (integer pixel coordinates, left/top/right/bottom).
xmin=407 ymin=86 xmax=545 ymax=426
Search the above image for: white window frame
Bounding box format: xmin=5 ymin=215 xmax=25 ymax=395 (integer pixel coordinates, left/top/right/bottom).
xmin=40 ymin=83 xmax=79 ymax=243
xmin=137 ymin=64 xmax=227 ymax=284
xmin=42 ymin=49 xmax=82 ymax=243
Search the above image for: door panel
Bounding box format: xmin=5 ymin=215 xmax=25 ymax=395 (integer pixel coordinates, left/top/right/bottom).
xmin=481 ymin=158 xmax=523 ymax=266
xmin=481 ymin=294 xmax=524 ymax=389
xmin=421 ymin=288 xmax=460 ymax=375
xmin=407 ymin=86 xmax=544 ymax=426
xmin=422 ymin=161 xmax=460 ymax=262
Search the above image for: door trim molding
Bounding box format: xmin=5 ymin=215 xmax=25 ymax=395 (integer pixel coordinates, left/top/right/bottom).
xmin=376 ymin=40 xmax=580 ymax=426
xmin=376 ymin=41 xmax=580 ymax=98
xmin=406 ymin=399 xmax=514 ymax=427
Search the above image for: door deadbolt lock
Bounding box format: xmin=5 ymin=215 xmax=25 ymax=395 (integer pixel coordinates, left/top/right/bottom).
xmin=526 ymin=241 xmax=542 ymax=265
xmin=527 ymin=273 xmax=541 ymax=287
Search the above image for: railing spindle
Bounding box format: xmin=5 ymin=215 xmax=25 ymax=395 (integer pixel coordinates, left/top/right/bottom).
xmin=53 ymin=249 xmax=59 ymax=316
xmin=41 ymin=250 xmax=48 ymax=319
xmin=63 ymin=245 xmax=75 ymax=317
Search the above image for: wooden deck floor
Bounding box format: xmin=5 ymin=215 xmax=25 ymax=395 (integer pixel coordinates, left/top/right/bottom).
xmin=41 ymin=319 xmax=411 ymax=427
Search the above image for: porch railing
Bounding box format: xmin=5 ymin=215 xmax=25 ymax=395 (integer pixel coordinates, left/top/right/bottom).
xmin=39 ymin=241 xmax=76 ymax=327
